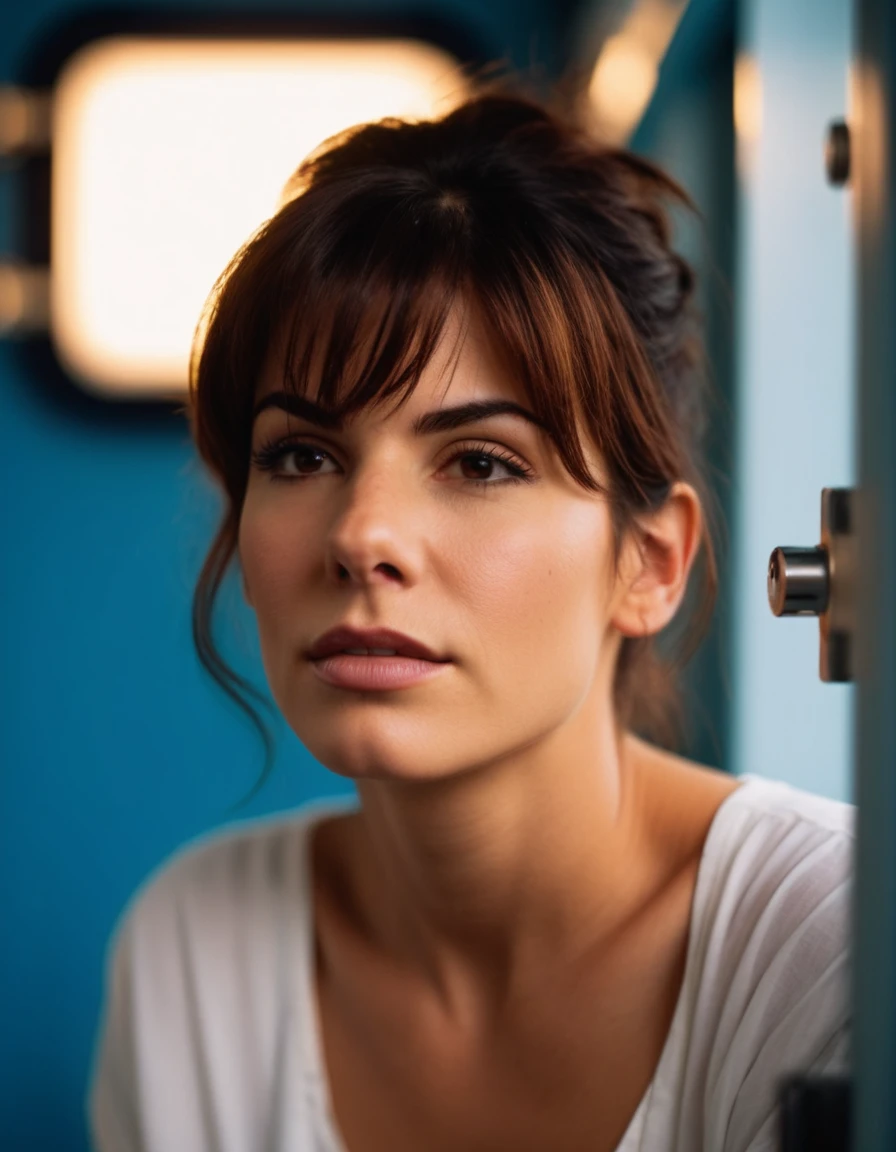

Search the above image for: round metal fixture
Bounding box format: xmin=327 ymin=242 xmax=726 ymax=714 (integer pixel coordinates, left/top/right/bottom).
xmin=768 ymin=547 xmax=830 ymax=617
xmin=767 ymin=489 xmax=855 ymax=682
xmin=825 ymin=120 xmax=850 ymax=185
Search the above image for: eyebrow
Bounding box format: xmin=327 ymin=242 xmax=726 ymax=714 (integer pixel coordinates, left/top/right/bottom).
xmin=252 ymin=391 xmax=551 ymax=438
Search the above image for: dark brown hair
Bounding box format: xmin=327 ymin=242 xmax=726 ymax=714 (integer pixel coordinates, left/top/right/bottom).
xmin=188 ymin=86 xmax=720 ymax=787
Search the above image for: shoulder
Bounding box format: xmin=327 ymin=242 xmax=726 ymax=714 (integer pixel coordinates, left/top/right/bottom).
xmin=100 ymin=797 xmax=360 ymax=1044
xmin=696 ymin=775 xmax=853 ymax=993
xmin=719 ymin=772 xmax=854 ymax=838
xmin=117 ymin=798 xmax=356 ymax=966
xmin=89 ymin=798 xmax=356 ymax=1150
xmin=687 ymin=776 xmax=853 ymax=1151
xmin=698 ymin=774 xmax=853 ymax=936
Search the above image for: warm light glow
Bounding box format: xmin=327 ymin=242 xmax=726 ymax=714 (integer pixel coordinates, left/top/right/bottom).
xmin=588 ymin=34 xmax=658 ymax=140
xmin=50 ymin=37 xmax=466 ymax=397
xmin=734 ymin=53 xmax=762 ymax=180
xmin=851 ymin=59 xmax=886 ymax=231
xmin=585 ymin=0 xmax=687 ymax=143
xmin=624 ymin=0 xmax=687 ymax=58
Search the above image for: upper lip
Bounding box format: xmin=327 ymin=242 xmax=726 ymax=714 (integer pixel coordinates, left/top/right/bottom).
xmin=306 ymin=625 xmax=449 ymax=662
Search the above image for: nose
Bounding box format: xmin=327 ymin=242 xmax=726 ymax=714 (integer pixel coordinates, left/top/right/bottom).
xmin=324 ymin=462 xmax=423 ymax=588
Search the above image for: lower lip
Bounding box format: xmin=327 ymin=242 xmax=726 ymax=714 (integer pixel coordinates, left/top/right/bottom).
xmin=309 ymin=654 xmax=451 ymax=691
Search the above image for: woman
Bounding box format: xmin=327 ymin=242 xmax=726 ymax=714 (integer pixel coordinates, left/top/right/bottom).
xmin=89 ymin=89 xmax=853 ymax=1151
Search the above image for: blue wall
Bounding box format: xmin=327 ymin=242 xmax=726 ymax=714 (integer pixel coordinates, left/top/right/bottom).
xmin=0 ymin=4 xmax=571 ymax=1149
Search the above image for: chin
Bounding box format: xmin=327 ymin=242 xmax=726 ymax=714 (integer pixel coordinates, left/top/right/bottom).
xmin=288 ymin=715 xmax=459 ymax=784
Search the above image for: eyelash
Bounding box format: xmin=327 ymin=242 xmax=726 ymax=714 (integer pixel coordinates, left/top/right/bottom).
xmin=250 ymin=438 xmax=535 ymax=487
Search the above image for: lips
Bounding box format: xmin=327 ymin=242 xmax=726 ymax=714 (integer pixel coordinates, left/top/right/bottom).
xmin=310 ymin=652 xmax=450 ymax=691
xmin=306 ymin=625 xmax=449 ymax=663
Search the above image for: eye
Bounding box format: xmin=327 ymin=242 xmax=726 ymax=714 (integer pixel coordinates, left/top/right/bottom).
xmin=443 ymin=442 xmax=534 ymax=486
xmin=251 ymin=441 xmax=338 ymax=479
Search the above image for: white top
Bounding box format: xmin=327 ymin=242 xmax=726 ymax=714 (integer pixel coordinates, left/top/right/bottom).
xmin=88 ymin=774 xmax=854 ymax=1152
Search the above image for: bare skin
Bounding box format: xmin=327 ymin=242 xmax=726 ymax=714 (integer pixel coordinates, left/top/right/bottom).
xmin=239 ymin=305 xmax=741 ymax=1150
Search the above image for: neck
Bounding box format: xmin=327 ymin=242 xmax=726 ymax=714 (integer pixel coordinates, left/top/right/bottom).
xmin=348 ymin=706 xmax=659 ymax=1023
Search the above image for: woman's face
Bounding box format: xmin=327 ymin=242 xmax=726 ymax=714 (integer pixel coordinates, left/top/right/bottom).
xmin=239 ymin=309 xmax=628 ymax=782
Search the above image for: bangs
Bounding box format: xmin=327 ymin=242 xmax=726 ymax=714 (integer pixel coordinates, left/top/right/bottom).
xmin=190 ymin=172 xmax=484 ymax=488
xmin=276 ymin=211 xmax=465 ymax=424
xmin=272 ymin=237 xmax=613 ymax=502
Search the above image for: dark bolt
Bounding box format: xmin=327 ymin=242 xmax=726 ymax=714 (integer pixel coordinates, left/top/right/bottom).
xmin=825 ymin=120 xmax=850 ymax=186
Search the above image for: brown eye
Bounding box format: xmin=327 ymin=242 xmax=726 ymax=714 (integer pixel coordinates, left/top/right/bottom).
xmin=458 ymin=452 xmax=499 ymax=481
xmin=283 ymin=446 xmax=330 ymax=475
xmin=444 ymin=442 xmax=534 ymax=486
xmin=251 ymin=441 xmax=337 ymax=479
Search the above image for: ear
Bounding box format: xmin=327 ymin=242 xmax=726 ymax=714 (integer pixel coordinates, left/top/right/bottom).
xmin=609 ymin=482 xmax=704 ymax=639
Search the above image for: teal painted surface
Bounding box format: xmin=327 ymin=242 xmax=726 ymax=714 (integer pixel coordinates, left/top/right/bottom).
xmin=0 ymin=6 xmax=571 ymax=1150
xmin=732 ymin=0 xmax=855 ymax=802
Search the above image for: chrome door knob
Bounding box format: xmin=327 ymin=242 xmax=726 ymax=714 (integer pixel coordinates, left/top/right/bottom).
xmin=767 ymin=547 xmax=830 ymax=616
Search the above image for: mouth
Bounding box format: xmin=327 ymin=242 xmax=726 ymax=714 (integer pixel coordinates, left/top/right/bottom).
xmin=306 ymin=625 xmax=449 ymax=664
xmin=334 ymin=647 xmax=406 ymax=656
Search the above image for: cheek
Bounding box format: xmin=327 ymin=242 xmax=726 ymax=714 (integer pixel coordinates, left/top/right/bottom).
xmin=450 ymin=503 xmax=611 ymax=663
xmin=238 ymin=500 xmax=314 ymax=611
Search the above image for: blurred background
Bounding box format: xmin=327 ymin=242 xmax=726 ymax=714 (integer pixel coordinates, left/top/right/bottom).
xmin=0 ymin=0 xmax=858 ymax=1147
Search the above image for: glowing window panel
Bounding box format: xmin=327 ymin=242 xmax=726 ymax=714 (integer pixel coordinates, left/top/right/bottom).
xmin=50 ymin=37 xmax=466 ymax=398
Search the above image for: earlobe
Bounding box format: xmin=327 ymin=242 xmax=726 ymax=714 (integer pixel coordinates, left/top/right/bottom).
xmin=609 ymin=483 xmax=702 ymax=639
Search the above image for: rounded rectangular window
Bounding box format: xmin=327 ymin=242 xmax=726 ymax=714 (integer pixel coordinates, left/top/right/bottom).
xmin=50 ymin=37 xmax=466 ymax=398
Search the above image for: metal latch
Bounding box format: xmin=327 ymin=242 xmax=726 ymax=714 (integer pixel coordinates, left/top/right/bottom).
xmin=767 ymin=488 xmax=856 ymax=682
